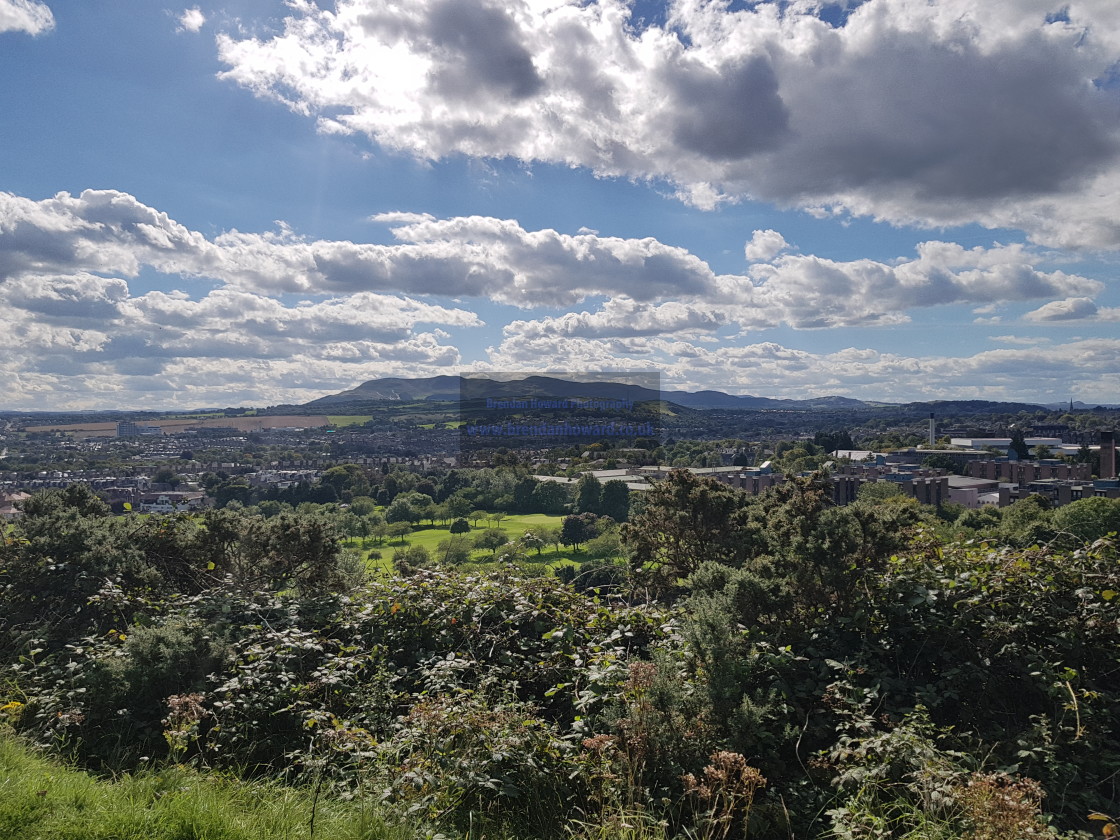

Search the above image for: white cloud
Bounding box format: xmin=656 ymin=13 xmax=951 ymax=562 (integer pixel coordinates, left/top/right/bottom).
xmin=990 ymin=335 xmax=1052 ymax=346
xmin=486 ymin=334 xmax=1120 ymax=404
xmin=177 ymin=7 xmax=206 ymax=33
xmin=214 ymin=0 xmax=1120 ymax=248
xmin=0 ymin=0 xmax=53 ymax=35
xmin=1 ymin=190 xmax=1107 ymax=334
xmin=745 ymin=229 xmax=788 ymax=262
xmin=1024 ymin=296 xmax=1120 ymax=322
xmin=0 ymin=273 xmax=479 ymax=408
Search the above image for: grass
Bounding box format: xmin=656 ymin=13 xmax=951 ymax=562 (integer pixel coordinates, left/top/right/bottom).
xmin=352 ymin=513 xmax=606 ymax=571
xmin=328 ymin=416 xmax=373 ymax=427
xmin=0 ymin=733 xmax=417 ymax=840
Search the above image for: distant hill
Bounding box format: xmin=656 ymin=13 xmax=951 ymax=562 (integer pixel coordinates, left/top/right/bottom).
xmin=302 ymin=374 xmax=874 ymax=411
xmin=302 ymin=375 xmax=1062 ymax=415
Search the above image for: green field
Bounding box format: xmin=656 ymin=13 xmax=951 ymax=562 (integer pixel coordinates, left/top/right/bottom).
xmin=357 ymin=512 xmax=607 ymax=570
xmin=327 ymin=415 xmax=373 ymax=427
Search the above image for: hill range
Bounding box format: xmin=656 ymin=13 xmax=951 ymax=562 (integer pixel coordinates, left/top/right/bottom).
xmin=302 ymin=374 xmax=1051 ymax=415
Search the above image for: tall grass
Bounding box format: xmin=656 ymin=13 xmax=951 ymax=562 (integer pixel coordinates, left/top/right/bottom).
xmin=0 ymin=734 xmax=417 ymax=840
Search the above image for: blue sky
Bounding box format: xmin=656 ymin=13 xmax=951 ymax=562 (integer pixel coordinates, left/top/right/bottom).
xmin=2 ymin=0 xmax=1119 ymax=409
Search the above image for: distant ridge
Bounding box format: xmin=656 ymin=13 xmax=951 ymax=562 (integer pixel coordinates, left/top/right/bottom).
xmin=302 ymin=375 xmax=1050 ymax=414
xmin=303 ymin=374 xmax=867 ymax=411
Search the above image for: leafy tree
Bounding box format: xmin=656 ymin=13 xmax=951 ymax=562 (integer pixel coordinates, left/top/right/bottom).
xmin=599 ymin=480 xmax=631 ymax=522
xmin=1050 ymin=497 xmax=1120 ymax=547
xmin=436 ymin=536 xmax=473 ymax=565
xmin=151 ymin=467 xmax=182 ymax=488
xmin=531 ymin=480 xmax=572 ymax=514
xmin=387 ymin=521 xmax=412 ymax=543
xmin=999 ymin=494 xmax=1054 ymax=546
xmin=560 ymin=513 xmax=598 ymax=550
xmin=214 ymin=480 xmax=253 ymax=508
xmin=921 ymin=453 xmax=958 ymax=472
xmin=450 ymin=518 xmax=471 ymax=534
xmin=348 ymin=495 xmax=378 ymax=516
xmin=537 ymin=524 xmax=562 ymax=553
xmin=384 ymin=497 xmax=417 ymax=525
xmin=520 ymin=531 xmax=546 ymax=556
xmin=621 ymin=469 xmax=748 ymax=581
xmin=393 ymin=544 xmax=432 ymax=575
xmin=857 ymin=481 xmax=904 ymax=503
xmin=474 ymin=529 xmax=509 ymax=557
xmin=445 ymin=495 xmax=472 ymax=520
xmin=512 ymin=476 xmax=539 ymax=512
xmin=574 ymin=474 xmax=602 ymax=515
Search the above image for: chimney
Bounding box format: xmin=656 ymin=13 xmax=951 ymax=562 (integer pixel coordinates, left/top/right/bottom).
xmin=928 ymin=412 xmax=936 ymax=448
xmin=1101 ymin=431 xmax=1117 ymax=480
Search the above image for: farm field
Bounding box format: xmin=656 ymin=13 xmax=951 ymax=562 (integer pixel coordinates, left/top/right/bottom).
xmin=326 ymin=415 xmax=373 ymax=427
xmin=24 ymin=415 xmax=333 ymax=437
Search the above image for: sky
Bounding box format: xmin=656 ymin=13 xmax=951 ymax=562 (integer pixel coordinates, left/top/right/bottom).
xmin=2 ymin=0 xmax=1120 ymax=410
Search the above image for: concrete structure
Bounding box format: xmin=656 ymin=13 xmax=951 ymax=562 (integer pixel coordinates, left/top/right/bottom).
xmin=1101 ymin=431 xmax=1117 ymax=480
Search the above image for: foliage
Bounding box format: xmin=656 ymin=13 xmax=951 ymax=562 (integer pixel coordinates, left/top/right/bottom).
xmin=3 ymin=478 xmax=1119 ymax=839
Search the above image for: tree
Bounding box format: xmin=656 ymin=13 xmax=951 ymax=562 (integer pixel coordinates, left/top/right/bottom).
xmin=857 ymin=481 xmax=904 ymax=503
xmin=599 ymin=480 xmax=631 ymax=522
xmin=537 ymin=525 xmax=562 ymax=554
xmin=621 ymin=470 xmax=748 ymax=580
xmin=512 ymin=476 xmax=539 ymax=512
xmin=999 ymin=494 xmax=1054 ymax=547
xmin=561 ymin=513 xmax=599 ymax=551
xmin=152 ymin=467 xmax=182 ymax=488
xmin=532 ymin=480 xmax=572 ymax=514
xmin=320 ymin=464 xmax=371 ymax=500
xmin=574 ymin=474 xmax=603 ymax=515
xmin=349 ymin=496 xmax=378 ymax=516
xmin=436 ymin=536 xmax=473 ymax=565
xmin=445 ymin=495 xmax=472 ymax=520
xmin=1009 ymin=428 xmax=1030 ymax=460
xmin=921 ymin=453 xmax=957 ymax=472
xmin=387 ymin=522 xmax=412 ymax=543
xmin=392 ymin=544 xmax=431 ymax=575
xmin=1051 ymin=497 xmax=1120 ymax=546
xmin=473 ymin=529 xmax=509 ymax=557
xmin=385 ymin=497 xmax=417 ymax=525
xmin=520 ymin=531 xmax=546 ymax=556
xmin=450 ymin=518 xmax=471 ymax=534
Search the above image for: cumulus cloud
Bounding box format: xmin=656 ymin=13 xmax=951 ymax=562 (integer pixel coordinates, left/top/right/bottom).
xmin=177 ymin=7 xmax=206 ymax=33
xmin=215 ymin=0 xmax=1120 ymax=247
xmin=0 ymin=262 xmax=481 ymax=408
xmin=745 ymin=229 xmax=788 ymax=262
xmin=1 ymin=190 xmax=1107 ymax=336
xmin=1024 ymin=296 xmax=1120 ymax=322
xmin=485 ymin=334 xmax=1120 ymax=404
xmin=0 ymin=0 xmax=53 ymax=35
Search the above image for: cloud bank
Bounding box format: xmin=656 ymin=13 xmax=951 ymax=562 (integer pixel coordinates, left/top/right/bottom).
xmin=0 ymin=187 xmax=1115 ymax=408
xmin=215 ymin=0 xmax=1120 ymax=248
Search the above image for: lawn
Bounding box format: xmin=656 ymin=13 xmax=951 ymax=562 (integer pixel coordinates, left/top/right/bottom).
xmin=353 ymin=512 xmax=607 ymax=571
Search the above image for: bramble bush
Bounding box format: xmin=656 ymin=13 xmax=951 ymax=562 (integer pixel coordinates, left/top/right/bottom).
xmin=3 ymin=477 xmax=1120 ymax=839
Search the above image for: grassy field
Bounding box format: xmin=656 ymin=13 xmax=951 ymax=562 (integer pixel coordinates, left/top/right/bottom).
xmin=327 ymin=415 xmax=373 ymax=427
xmin=0 ymin=734 xmax=414 ymax=840
xmin=353 ymin=512 xmax=606 ymax=571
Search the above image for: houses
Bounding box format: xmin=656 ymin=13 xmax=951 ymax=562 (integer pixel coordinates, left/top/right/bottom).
xmin=0 ymin=491 xmax=30 ymax=521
